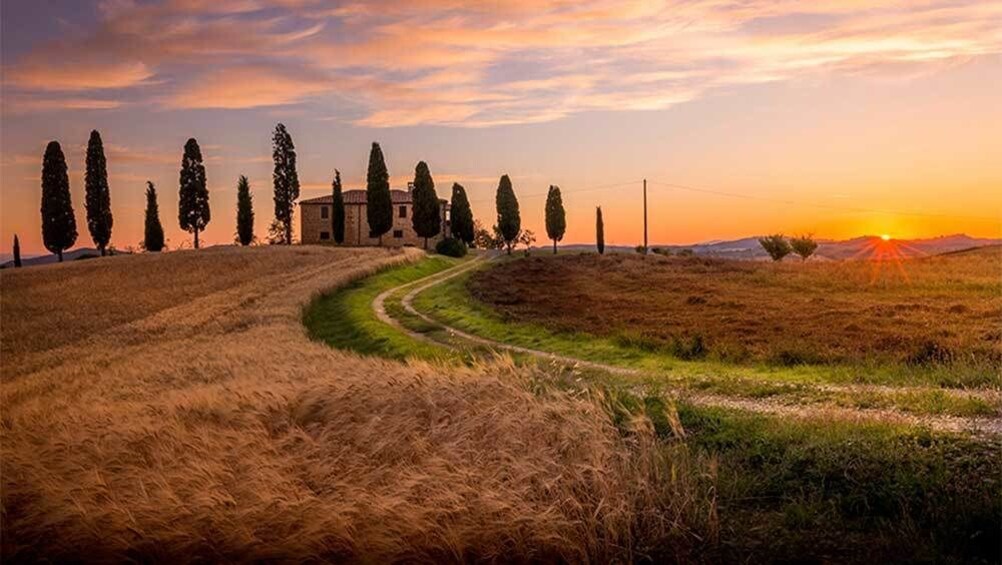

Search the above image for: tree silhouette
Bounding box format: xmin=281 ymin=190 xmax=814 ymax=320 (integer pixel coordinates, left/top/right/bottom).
xmin=495 ymin=174 xmax=520 ymax=255
xmin=332 ymin=169 xmax=345 ymax=244
xmin=449 ymin=183 xmax=474 ymax=246
xmin=41 ymin=141 xmax=77 ymax=262
xmin=144 ymin=181 xmax=165 ymax=252
xmin=545 ymin=185 xmax=566 ymax=254
xmin=272 ymin=123 xmax=300 ymax=245
xmin=178 ymin=138 xmax=209 ymax=249
xmin=596 ymin=206 xmax=605 ymax=255
xmin=366 ymin=142 xmax=392 ymax=245
xmin=85 ymin=130 xmax=113 ymax=256
xmin=13 ymin=234 xmax=22 ymax=267
xmin=790 ymin=234 xmax=819 ymax=261
xmin=411 ymin=161 xmax=441 ymax=249
xmin=236 ymin=175 xmax=255 ymax=246
xmin=759 ymin=234 xmax=792 ymax=261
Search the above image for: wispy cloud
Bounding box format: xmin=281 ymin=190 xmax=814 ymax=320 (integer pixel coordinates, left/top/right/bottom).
xmin=164 ymin=65 xmax=334 ymax=109
xmin=4 ymin=0 xmax=999 ymax=125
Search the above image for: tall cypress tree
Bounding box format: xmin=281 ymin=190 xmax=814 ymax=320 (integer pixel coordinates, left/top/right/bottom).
xmin=495 ymin=174 xmax=520 ymax=255
xmin=40 ymin=141 xmax=77 ymax=262
xmin=332 ymin=169 xmax=345 ymax=244
xmin=411 ymin=161 xmax=441 ymax=249
xmin=596 ymin=206 xmax=605 ymax=255
xmin=13 ymin=234 xmax=22 ymax=268
xmin=236 ymin=175 xmax=254 ymax=246
xmin=272 ymin=123 xmax=300 ymax=245
xmin=450 ymin=183 xmax=474 ymax=246
xmin=545 ymin=185 xmax=566 ymax=255
xmin=178 ymin=138 xmax=209 ymax=249
xmin=366 ymin=142 xmax=392 ymax=245
xmin=85 ymin=130 xmax=113 ymax=256
xmin=144 ymin=181 xmax=165 ymax=252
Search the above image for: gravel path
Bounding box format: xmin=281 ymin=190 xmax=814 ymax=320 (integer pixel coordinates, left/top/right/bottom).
xmin=375 ymin=253 xmax=1002 ymax=437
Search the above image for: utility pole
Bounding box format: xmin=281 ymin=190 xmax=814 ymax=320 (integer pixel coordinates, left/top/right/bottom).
xmin=643 ymin=178 xmax=648 ymax=254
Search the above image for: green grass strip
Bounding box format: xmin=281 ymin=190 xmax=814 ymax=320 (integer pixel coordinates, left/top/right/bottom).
xmin=412 ymin=266 xmax=999 ymax=417
xmin=303 ymin=255 xmax=461 ymax=361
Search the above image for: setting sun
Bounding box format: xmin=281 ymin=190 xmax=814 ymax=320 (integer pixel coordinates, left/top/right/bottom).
xmin=881 ymin=234 xmax=892 ymax=241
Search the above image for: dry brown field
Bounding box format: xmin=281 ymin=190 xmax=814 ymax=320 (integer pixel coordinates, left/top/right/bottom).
xmin=0 ymin=245 xmax=697 ymax=561
xmin=470 ymin=247 xmax=1002 ymax=374
xmin=0 ymin=246 xmax=701 ymax=560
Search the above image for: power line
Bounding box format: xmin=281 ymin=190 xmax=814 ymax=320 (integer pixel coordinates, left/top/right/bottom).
xmin=469 ymin=179 xmax=642 ymax=204
xmin=646 ymin=180 xmax=1000 ymax=222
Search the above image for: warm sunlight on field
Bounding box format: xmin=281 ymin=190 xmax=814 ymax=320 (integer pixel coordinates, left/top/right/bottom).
xmin=470 ymin=247 xmax=1002 ymax=379
xmin=0 ymin=246 xmax=696 ymax=561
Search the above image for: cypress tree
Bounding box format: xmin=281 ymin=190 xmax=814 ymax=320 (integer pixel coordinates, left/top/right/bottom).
xmin=85 ymin=130 xmax=113 ymax=256
xmin=178 ymin=138 xmax=209 ymax=249
xmin=236 ymin=175 xmax=254 ymax=246
xmin=411 ymin=161 xmax=441 ymax=249
xmin=596 ymin=206 xmax=605 ymax=255
xmin=272 ymin=123 xmax=300 ymax=245
xmin=495 ymin=174 xmax=520 ymax=255
xmin=144 ymin=181 xmax=165 ymax=252
xmin=13 ymin=234 xmax=22 ymax=267
xmin=544 ymin=185 xmax=566 ymax=254
xmin=450 ymin=183 xmax=474 ymax=246
xmin=366 ymin=142 xmax=392 ymax=245
xmin=332 ymin=169 xmax=345 ymax=244
xmin=40 ymin=141 xmax=77 ymax=262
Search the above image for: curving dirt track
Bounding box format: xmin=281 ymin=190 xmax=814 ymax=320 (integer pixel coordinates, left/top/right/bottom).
xmin=378 ymin=255 xmax=1002 ymax=437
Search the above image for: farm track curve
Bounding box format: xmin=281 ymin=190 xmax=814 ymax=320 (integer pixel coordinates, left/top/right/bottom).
xmin=374 ymin=253 xmax=1002 ymax=437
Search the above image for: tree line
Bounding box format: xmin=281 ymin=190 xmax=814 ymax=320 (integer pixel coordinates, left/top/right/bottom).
xmin=29 ymin=124 xmax=304 ymax=261
xmin=759 ymin=234 xmax=818 ymax=261
xmin=26 ymin=122 xmax=624 ymax=264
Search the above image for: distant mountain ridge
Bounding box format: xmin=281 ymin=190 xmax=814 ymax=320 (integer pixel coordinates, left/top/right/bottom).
xmin=4 ymin=235 xmax=998 ymax=268
xmin=559 ymin=234 xmax=1000 ymax=260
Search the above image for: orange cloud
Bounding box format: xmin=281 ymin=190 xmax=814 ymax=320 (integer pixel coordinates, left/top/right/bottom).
xmin=3 ymin=0 xmax=1000 ymax=126
xmin=7 ymin=60 xmax=153 ymax=91
xmin=165 ymin=65 xmax=332 ymax=109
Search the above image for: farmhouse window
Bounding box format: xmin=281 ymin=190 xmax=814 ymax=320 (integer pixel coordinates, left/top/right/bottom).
xmin=320 ymin=206 xmax=329 ymax=219
xmin=399 ymin=205 xmax=407 ymax=218
xmin=320 ymin=231 xmax=330 ymax=240
xmin=393 ymin=230 xmax=404 ymax=238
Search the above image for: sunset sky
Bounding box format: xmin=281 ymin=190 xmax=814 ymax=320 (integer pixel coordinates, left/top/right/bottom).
xmin=2 ymin=0 xmax=1000 ymax=255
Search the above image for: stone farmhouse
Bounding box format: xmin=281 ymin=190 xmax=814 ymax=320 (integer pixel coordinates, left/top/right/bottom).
xmin=299 ymin=183 xmax=450 ymax=247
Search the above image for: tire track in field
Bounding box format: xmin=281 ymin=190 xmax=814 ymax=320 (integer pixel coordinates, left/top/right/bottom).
xmin=376 ymin=254 xmax=1002 ymax=437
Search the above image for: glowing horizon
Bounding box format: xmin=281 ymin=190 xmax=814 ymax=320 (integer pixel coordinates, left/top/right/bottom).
xmin=2 ymin=0 xmax=1000 ymax=255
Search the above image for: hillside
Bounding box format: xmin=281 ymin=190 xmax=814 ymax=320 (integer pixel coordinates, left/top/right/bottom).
xmin=470 ymin=247 xmax=1002 ymax=372
xmin=0 ymin=246 xmax=681 ymax=561
xmin=559 ymin=233 xmax=1001 ymax=260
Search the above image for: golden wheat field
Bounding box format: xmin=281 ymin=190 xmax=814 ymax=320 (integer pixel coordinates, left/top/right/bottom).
xmin=0 ymin=246 xmax=701 ymax=561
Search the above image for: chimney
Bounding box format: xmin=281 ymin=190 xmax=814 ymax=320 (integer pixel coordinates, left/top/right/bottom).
xmin=407 ymin=181 xmax=414 ymax=192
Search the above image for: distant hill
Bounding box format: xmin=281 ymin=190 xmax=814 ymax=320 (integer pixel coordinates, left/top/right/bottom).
xmin=556 ymin=234 xmax=1000 ymax=260
xmin=0 ymin=248 xmax=131 ymax=269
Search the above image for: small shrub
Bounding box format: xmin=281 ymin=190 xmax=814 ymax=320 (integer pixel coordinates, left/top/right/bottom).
xmin=635 ymin=245 xmax=646 ymax=254
xmin=767 ymin=347 xmax=825 ymax=366
xmin=669 ymin=334 xmax=707 ymax=360
xmin=907 ymin=341 xmax=954 ymax=366
xmin=652 ymin=247 xmax=671 ymax=256
xmin=677 ymin=248 xmax=695 ymax=257
xmin=435 ymin=237 xmax=468 ymax=257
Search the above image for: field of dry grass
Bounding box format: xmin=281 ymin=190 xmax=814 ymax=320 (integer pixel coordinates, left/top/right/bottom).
xmin=470 ymin=247 xmax=1002 ymax=376
xmin=0 ymin=246 xmax=705 ymax=561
